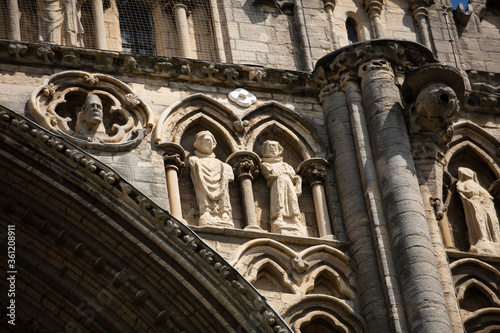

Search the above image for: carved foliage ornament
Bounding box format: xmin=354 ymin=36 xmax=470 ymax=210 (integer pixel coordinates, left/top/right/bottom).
xmin=29 ymin=71 xmax=154 ymax=151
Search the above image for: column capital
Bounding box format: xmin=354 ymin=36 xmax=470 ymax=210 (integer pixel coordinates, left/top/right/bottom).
xmin=159 ymin=142 xmax=186 ymax=173
xmin=298 ymin=158 xmax=329 ymax=187
xmin=226 ymin=151 xmax=261 ymax=182
xmin=314 ymin=40 xmax=436 ymax=83
xmin=364 ymin=0 xmax=383 ymax=16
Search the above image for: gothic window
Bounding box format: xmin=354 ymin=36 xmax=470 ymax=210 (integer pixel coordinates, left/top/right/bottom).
xmin=346 ymin=18 xmax=358 ymax=44
xmin=117 ymin=0 xmax=156 ymax=55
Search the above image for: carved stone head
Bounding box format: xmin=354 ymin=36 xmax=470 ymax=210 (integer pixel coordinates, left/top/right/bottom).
xmin=193 ymin=131 xmax=217 ymax=155
xmin=262 ymin=140 xmax=284 ymax=159
xmin=77 ymin=94 xmax=104 ymax=132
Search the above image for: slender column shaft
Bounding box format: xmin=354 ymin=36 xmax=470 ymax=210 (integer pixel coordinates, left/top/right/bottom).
xmin=324 ymin=2 xmax=340 ymax=50
xmin=92 ymin=0 xmax=107 ymax=49
xmin=342 ymin=74 xmax=408 ymax=332
xmin=152 ymin=2 xmax=168 ymax=56
xmin=359 ymin=58 xmax=452 ymax=332
xmin=7 ymin=0 xmax=21 ymax=41
xmin=173 ymin=4 xmax=193 ymax=58
xmin=320 ymin=84 xmax=391 ymax=332
xmin=209 ymin=0 xmax=226 ymax=62
xmin=365 ymin=0 xmax=384 ymax=38
xmin=240 ymin=176 xmax=259 ymax=230
xmin=310 ymin=183 xmax=332 ymax=237
xmin=294 ymin=0 xmax=313 ymax=71
xmin=166 ymin=166 xmax=182 ymax=219
xmin=413 ymin=8 xmax=432 ymax=51
xmin=415 ymin=159 xmax=464 ymax=333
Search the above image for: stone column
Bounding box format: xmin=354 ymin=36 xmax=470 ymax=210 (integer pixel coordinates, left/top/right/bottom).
xmin=298 ymin=158 xmax=333 ymax=238
xmin=7 ymin=0 xmax=21 ymax=41
xmin=209 ymin=0 xmax=226 ymax=62
xmin=403 ymin=64 xmax=466 ymax=333
xmin=340 ymin=70 xmax=408 ymax=332
xmin=173 ymin=3 xmax=194 ymax=58
xmin=294 ymin=0 xmax=314 ymax=71
xmin=92 ymin=0 xmax=107 ymax=49
xmin=358 ymin=57 xmax=452 ymax=332
xmin=412 ymin=6 xmax=432 ymax=51
xmin=319 ymin=83 xmax=392 ymax=333
xmin=152 ymin=1 xmax=168 ymax=56
xmin=364 ymin=0 xmax=384 ymax=38
xmin=160 ymin=143 xmax=186 ymax=221
xmin=227 ymin=151 xmax=261 ymax=231
xmin=324 ymin=0 xmax=340 ymax=51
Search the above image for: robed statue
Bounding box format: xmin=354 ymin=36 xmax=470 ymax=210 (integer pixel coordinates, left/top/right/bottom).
xmin=261 ymin=140 xmax=307 ymax=236
xmin=189 ymin=131 xmax=234 ymax=227
xmin=456 ymin=167 xmax=500 ymax=254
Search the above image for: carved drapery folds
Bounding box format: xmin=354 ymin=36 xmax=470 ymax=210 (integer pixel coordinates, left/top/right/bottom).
xmin=28 ymin=71 xmax=154 ymax=151
xmin=189 ymin=130 xmax=234 ymax=227
xmin=154 ymin=96 xmax=333 ymax=238
xmin=456 ymin=167 xmax=500 ymax=254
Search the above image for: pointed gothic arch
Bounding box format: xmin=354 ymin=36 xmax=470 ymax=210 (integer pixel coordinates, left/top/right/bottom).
xmin=0 ymin=105 xmax=290 ymax=333
xmin=451 ymin=258 xmax=500 ymax=333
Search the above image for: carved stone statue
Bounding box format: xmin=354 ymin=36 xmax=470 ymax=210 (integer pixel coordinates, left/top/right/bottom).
xmin=261 ymin=140 xmax=307 ymax=236
xmin=37 ymin=0 xmax=85 ymax=47
xmin=75 ymin=94 xmax=106 ymax=142
xmin=189 ymin=131 xmax=234 ymax=227
xmin=456 ymin=167 xmax=500 ymax=254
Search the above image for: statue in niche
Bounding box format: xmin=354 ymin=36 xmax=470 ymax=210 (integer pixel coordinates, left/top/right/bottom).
xmin=37 ymin=0 xmax=85 ymax=47
xmin=456 ymin=167 xmax=500 ymax=254
xmin=260 ymin=140 xmax=307 ymax=236
xmin=189 ymin=131 xmax=234 ymax=227
xmin=75 ymin=94 xmax=106 ymax=142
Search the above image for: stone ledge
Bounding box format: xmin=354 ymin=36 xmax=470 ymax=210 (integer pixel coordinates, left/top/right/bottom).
xmin=447 ymin=249 xmax=500 ymax=263
xmin=191 ymin=225 xmax=350 ymax=250
xmin=0 ymin=40 xmax=323 ymax=96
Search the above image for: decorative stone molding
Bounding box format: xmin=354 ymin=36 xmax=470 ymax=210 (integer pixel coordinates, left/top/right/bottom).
xmin=315 ymin=39 xmax=436 ymax=83
xmin=0 ymin=104 xmax=292 ymax=333
xmin=0 ymin=40 xmax=318 ymax=95
xmin=464 ymin=71 xmax=500 ymax=113
xmin=28 ymin=71 xmax=154 ymax=151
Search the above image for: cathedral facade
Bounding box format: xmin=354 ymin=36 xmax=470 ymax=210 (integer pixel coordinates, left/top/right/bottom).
xmin=0 ymin=0 xmax=499 ymax=332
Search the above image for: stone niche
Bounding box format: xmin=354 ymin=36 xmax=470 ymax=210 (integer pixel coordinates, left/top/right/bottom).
xmin=28 ymin=70 xmax=154 ymax=151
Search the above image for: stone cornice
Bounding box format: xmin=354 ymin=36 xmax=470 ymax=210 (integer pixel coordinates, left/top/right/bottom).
xmin=0 ymin=40 xmax=322 ymax=96
xmin=0 ymin=104 xmax=293 ymax=333
xmin=314 ymin=39 xmax=437 ymax=82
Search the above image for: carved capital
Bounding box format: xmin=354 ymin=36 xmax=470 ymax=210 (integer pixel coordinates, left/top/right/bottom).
xmin=358 ymin=58 xmax=394 ymax=80
xmin=297 ymin=158 xmax=329 ymax=187
xmin=340 ymin=70 xmax=358 ymax=91
xmin=159 ymin=142 xmax=186 ymax=174
xmin=318 ymin=83 xmax=341 ymax=104
xmin=364 ymin=0 xmax=383 ymax=16
xmin=226 ymin=151 xmax=261 ymax=182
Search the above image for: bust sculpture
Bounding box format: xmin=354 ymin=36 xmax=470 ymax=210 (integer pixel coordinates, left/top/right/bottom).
xmin=75 ymin=94 xmax=106 ymax=142
xmin=261 ymin=140 xmax=307 ymax=236
xmin=456 ymin=167 xmax=500 ymax=254
xmin=189 ymin=131 xmax=234 ymax=227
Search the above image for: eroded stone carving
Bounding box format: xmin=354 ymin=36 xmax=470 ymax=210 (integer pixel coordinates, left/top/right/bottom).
xmin=189 ymin=131 xmax=234 ymax=228
xmin=261 ymin=141 xmax=306 ymax=236
xmin=29 ymin=71 xmax=154 ymax=151
xmin=457 ymin=167 xmax=500 ymax=254
xmin=37 ymin=0 xmax=85 ymax=47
